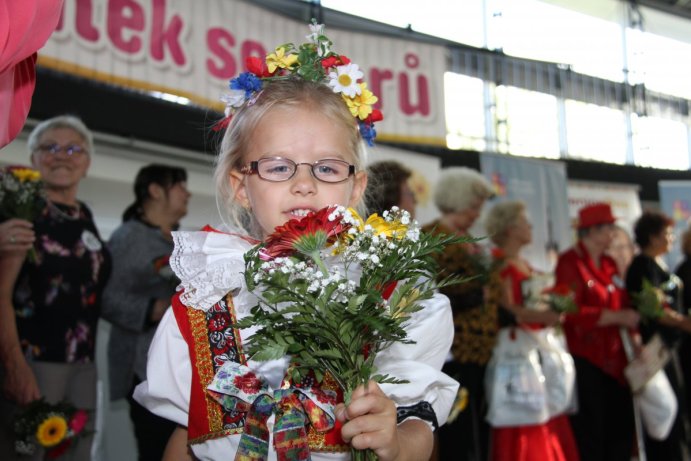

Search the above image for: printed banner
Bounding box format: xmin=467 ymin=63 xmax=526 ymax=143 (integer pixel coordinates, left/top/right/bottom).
xmin=39 ymin=0 xmax=447 ymax=144
xmin=659 ymin=180 xmax=691 ymax=270
xmin=480 ymin=153 xmax=571 ymax=272
xmin=567 ymin=181 xmax=642 ymax=233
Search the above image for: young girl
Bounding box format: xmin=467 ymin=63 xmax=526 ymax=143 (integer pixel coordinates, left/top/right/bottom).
xmin=134 ymin=25 xmax=457 ymax=461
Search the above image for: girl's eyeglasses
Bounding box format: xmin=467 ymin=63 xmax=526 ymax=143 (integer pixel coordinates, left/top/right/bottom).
xmin=241 ymin=157 xmax=355 ymax=183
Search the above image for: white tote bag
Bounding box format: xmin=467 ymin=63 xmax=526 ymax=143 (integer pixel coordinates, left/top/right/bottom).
xmin=637 ymin=368 xmax=678 ymax=440
xmin=485 ymin=327 xmax=550 ymax=427
xmin=533 ymin=328 xmax=577 ymax=417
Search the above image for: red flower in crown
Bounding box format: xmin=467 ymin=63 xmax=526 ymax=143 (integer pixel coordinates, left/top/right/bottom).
xmin=321 ymin=54 xmax=351 ymax=70
xmin=260 ymin=206 xmax=350 ymax=260
xmin=363 ymin=109 xmax=384 ymax=124
xmin=246 ymin=56 xmax=274 ymax=78
xmin=233 ymin=372 xmax=263 ymax=395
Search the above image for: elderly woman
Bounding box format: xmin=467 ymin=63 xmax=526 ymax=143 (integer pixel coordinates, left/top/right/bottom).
xmin=0 ymin=115 xmax=111 ymax=460
xmin=626 ymin=210 xmax=690 ymax=460
xmin=485 ymin=200 xmax=579 ymax=461
xmin=422 ymin=166 xmax=498 ymax=461
xmin=676 ymin=226 xmax=691 ymax=436
xmin=555 ymin=203 xmax=640 ymax=461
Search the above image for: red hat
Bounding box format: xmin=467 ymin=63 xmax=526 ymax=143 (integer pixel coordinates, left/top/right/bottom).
xmin=578 ymin=203 xmax=616 ymax=229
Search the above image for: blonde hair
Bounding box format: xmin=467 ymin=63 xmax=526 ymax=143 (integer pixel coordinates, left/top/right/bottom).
xmin=433 ymin=167 xmax=493 ymax=213
xmin=28 ymin=115 xmax=94 ymax=155
xmin=485 ymin=200 xmax=526 ymax=246
xmin=213 ymin=78 xmax=367 ymax=237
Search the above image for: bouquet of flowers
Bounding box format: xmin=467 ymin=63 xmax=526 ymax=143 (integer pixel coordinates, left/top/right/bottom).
xmin=238 ymin=206 xmax=469 ymax=460
xmin=0 ymin=165 xmax=45 ymax=261
xmin=543 ymin=283 xmax=578 ymax=314
xmin=13 ymin=399 xmax=88 ymax=459
xmin=633 ymin=278 xmax=667 ymax=322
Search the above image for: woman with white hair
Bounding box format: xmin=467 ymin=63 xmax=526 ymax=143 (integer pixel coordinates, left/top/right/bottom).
xmin=0 ymin=115 xmax=111 ymax=460
xmin=422 ymin=166 xmax=499 ymax=461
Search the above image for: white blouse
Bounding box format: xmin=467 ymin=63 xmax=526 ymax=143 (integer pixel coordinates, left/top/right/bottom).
xmin=134 ymin=229 xmax=458 ymax=461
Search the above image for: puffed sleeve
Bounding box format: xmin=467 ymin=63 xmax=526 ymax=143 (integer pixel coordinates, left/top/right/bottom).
xmin=374 ymin=291 xmax=458 ymax=429
xmin=133 ymin=308 xmax=191 ymax=426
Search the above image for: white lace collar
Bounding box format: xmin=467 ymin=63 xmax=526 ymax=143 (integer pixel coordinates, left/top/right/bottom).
xmin=170 ymin=228 xmax=257 ymax=311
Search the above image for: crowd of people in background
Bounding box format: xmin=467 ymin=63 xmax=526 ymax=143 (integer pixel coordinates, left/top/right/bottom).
xmin=2 ymin=121 xmax=691 ymax=460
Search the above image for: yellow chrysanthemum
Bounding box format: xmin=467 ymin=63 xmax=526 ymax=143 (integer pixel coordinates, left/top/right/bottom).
xmin=343 ymin=83 xmax=378 ymax=120
xmin=349 ymin=208 xmax=408 ymax=239
xmin=266 ymin=47 xmax=298 ymax=73
xmin=11 ymin=168 xmax=41 ymax=183
xmin=35 ymin=415 xmax=68 ymax=447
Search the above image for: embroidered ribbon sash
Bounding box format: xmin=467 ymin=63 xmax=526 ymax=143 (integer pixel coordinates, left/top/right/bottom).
xmin=207 ymin=362 xmax=337 ymax=461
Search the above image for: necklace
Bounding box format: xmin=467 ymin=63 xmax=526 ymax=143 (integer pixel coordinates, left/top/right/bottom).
xmin=48 ymin=200 xmax=81 ymax=221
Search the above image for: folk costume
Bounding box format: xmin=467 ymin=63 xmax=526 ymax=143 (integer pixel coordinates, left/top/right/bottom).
xmin=134 ymin=228 xmax=458 ymax=461
xmin=490 ymin=262 xmax=580 ymax=461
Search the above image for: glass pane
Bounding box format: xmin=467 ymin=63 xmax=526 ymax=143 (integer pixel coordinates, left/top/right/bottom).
xmin=496 ymin=86 xmax=560 ymax=159
xmin=320 ymin=0 xmax=486 ymax=48
xmin=445 ymin=73 xmax=486 ymax=151
xmin=565 ymin=100 xmax=627 ymax=164
xmin=495 ymin=0 xmax=624 ymax=82
xmin=632 ymin=116 xmax=690 ymax=170
xmin=626 ymin=30 xmax=691 ymax=99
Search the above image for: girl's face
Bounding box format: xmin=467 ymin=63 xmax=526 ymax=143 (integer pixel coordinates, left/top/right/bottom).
xmin=230 ymin=106 xmax=367 ymax=238
xmin=30 ymin=127 xmax=91 ymax=191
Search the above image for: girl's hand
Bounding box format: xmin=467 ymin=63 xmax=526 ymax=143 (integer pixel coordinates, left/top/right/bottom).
xmin=0 ymin=219 xmax=35 ymax=254
xmin=335 ymin=381 xmax=433 ymax=461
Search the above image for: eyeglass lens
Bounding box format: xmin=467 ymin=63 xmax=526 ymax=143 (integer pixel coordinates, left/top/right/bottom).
xmin=38 ymin=144 xmax=87 ymax=156
xmin=253 ymin=157 xmax=354 ymax=183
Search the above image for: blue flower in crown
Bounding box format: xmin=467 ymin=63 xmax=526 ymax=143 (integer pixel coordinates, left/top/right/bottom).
xmin=230 ymin=72 xmax=263 ymax=98
xmin=216 ymin=20 xmax=383 ymax=143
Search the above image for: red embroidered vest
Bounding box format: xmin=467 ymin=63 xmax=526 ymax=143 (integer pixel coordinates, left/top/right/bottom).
xmin=171 ymin=291 xmax=348 ymax=451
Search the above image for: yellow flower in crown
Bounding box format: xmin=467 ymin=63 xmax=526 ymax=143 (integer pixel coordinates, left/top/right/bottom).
xmin=35 ymin=415 xmax=68 ymax=447
xmin=266 ymin=47 xmax=298 ymax=73
xmin=11 ymin=168 xmax=41 ymax=183
xmin=343 ymin=83 xmax=378 ymax=120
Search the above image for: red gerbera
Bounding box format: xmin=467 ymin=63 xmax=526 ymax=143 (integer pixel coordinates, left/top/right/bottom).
xmin=260 ymin=206 xmax=350 ymax=260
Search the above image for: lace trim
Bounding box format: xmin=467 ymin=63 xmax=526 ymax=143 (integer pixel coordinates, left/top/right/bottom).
xmin=396 ymin=401 xmax=438 ymax=430
xmin=170 ymin=230 xmax=253 ymax=311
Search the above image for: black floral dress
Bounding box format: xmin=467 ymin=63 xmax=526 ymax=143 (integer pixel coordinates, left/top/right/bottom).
xmin=13 ymin=202 xmax=111 ymax=363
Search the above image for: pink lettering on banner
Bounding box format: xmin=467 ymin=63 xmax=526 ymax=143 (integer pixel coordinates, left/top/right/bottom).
xmin=241 ymin=41 xmax=267 ymax=67
xmin=75 ymin=0 xmax=100 ymax=42
xmin=399 ymin=53 xmax=430 ymax=116
xmin=108 ymin=0 xmax=145 ymax=53
xmin=207 ymin=28 xmax=237 ymax=79
xmin=368 ymin=68 xmax=393 ymax=111
xmin=150 ymin=0 xmax=186 ymax=66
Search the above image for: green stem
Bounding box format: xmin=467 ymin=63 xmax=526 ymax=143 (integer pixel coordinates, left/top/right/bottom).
xmin=309 ymin=250 xmax=329 ymax=276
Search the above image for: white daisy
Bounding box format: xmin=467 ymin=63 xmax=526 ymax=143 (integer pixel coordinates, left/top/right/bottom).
xmin=328 ymin=63 xmax=364 ymax=98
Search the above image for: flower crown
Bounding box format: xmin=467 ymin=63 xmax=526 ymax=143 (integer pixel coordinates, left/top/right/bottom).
xmin=216 ymin=21 xmax=384 ymax=146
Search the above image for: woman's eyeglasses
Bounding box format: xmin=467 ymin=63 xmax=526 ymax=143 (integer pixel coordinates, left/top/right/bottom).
xmin=35 ymin=143 xmax=88 ymax=156
xmin=241 ymin=157 xmax=355 ymax=183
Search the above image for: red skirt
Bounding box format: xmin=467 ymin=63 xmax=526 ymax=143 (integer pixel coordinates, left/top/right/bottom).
xmin=490 ymin=415 xmax=580 ymax=461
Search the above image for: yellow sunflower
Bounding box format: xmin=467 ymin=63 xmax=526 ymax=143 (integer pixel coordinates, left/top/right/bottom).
xmin=35 ymin=415 xmax=68 ymax=447
xmin=11 ymin=168 xmax=41 ymax=183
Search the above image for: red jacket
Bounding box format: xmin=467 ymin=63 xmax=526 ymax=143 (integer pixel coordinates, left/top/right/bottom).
xmin=555 ymin=242 xmax=631 ymax=384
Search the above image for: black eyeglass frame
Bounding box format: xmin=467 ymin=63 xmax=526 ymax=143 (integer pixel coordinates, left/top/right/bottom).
xmin=241 ymin=157 xmax=356 ymax=183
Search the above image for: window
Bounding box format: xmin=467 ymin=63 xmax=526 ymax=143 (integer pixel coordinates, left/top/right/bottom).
xmin=565 ymin=100 xmax=627 ymax=164
xmin=632 ymin=115 xmax=689 ymax=170
xmin=445 ymin=73 xmax=486 ymax=150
